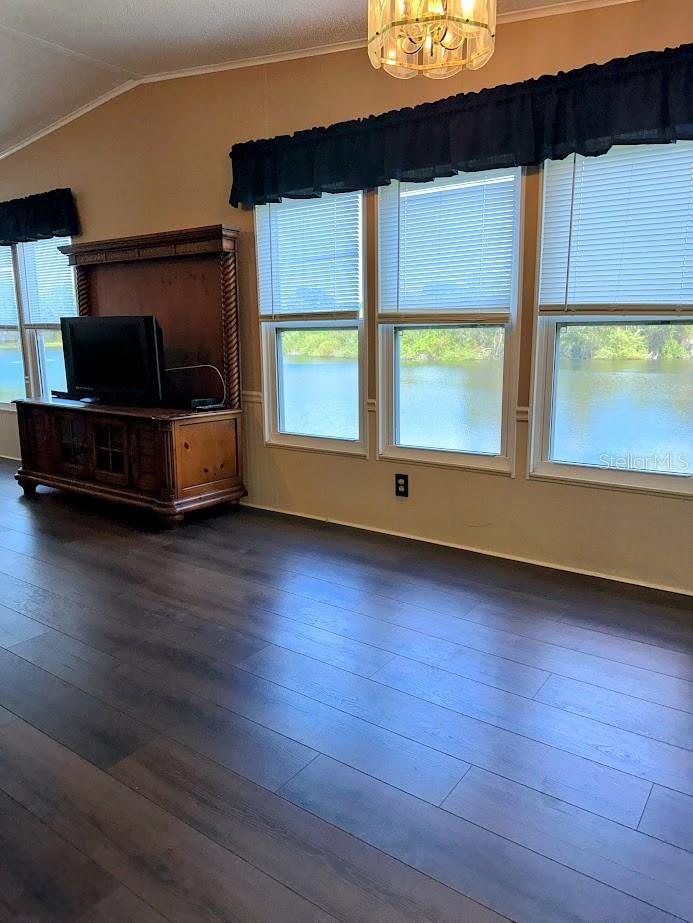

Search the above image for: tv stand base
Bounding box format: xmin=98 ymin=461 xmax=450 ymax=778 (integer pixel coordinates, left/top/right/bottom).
xmin=17 ymin=476 xmax=37 ymax=498
xmin=159 ymin=512 xmax=185 ymax=529
xmin=15 ymin=398 xmax=246 ymax=527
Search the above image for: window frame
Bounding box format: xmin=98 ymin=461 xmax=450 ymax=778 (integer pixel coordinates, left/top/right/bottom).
xmin=261 ymin=318 xmax=367 ymax=455
xmin=256 ymin=193 xmax=368 ymax=456
xmin=529 ymin=161 xmax=693 ymax=498
xmin=0 ymin=238 xmax=76 ymax=409
xmin=376 ymin=167 xmax=523 ymax=473
xmin=530 ymin=314 xmax=692 ymax=497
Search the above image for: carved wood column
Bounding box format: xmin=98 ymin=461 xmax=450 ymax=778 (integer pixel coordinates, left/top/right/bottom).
xmin=220 ymin=249 xmax=242 ymax=410
xmin=75 ymin=266 xmax=91 ymax=316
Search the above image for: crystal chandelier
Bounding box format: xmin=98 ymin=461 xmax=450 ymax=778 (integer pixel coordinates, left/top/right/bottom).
xmin=368 ymin=0 xmax=496 ymax=79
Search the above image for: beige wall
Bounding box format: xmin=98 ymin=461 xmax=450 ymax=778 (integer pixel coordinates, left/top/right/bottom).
xmin=1 ymin=0 xmax=691 ymax=592
xmin=0 ymin=412 xmax=20 ymax=458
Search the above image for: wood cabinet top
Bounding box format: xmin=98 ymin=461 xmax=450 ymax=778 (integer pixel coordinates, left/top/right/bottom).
xmin=15 ymin=397 xmax=242 ymax=423
xmin=60 ymin=225 xmax=240 ymax=267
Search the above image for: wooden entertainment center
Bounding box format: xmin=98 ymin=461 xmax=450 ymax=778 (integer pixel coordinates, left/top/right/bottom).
xmin=15 ymin=225 xmax=246 ymax=526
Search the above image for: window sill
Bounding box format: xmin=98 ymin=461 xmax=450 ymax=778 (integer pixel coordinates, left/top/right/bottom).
xmin=529 ymin=461 xmax=692 ymax=500
xmin=0 ymin=403 xmax=18 ymax=413
xmin=379 ymin=445 xmax=512 ymax=475
xmin=264 ymin=434 xmax=368 ymax=459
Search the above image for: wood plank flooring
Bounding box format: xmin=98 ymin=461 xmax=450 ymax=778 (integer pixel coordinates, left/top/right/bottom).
xmin=0 ymin=459 xmax=691 ymax=922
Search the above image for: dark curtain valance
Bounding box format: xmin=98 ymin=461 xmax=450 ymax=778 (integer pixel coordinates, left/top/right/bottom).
xmin=229 ymin=42 xmax=693 ymax=208
xmin=0 ymin=188 xmax=80 ymax=246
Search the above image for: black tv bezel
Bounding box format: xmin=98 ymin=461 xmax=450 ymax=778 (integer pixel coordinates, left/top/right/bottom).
xmin=60 ymin=315 xmax=165 ymax=406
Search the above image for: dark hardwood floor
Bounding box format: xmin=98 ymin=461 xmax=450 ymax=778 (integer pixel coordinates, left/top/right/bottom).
xmin=0 ymin=458 xmax=691 ymax=923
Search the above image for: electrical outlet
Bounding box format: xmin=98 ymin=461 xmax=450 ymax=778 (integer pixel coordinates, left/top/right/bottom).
xmin=395 ymin=473 xmax=408 ymax=498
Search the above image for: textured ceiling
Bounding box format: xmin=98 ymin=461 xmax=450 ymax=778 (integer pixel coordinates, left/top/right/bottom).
xmin=0 ymin=0 xmax=635 ymax=160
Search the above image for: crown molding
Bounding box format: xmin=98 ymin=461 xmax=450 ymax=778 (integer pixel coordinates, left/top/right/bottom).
xmin=0 ymin=80 xmax=138 ymax=161
xmin=498 ymin=0 xmax=639 ymax=24
xmin=140 ymin=38 xmax=367 ymax=84
xmin=140 ymin=0 xmax=640 ymax=84
xmin=0 ymin=38 xmax=368 ymax=161
xmin=0 ymin=0 xmax=639 ymax=162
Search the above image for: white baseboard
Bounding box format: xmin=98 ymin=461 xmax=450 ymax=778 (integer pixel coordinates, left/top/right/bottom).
xmin=0 ymin=459 xmax=684 ymax=595
xmin=239 ymin=499 xmax=691 ymax=598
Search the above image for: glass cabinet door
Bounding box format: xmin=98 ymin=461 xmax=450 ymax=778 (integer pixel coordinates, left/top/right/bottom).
xmin=57 ymin=416 xmax=89 ymax=472
xmin=92 ymin=422 xmax=129 ymax=483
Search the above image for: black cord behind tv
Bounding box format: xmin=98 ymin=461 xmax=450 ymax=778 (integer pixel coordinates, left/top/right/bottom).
xmin=61 ymin=315 xmax=165 ymax=406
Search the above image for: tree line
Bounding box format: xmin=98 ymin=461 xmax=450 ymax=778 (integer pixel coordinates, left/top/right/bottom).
xmin=281 ymin=324 xmax=693 ymax=363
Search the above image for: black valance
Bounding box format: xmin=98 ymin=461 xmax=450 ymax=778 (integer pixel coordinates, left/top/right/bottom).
xmin=0 ymin=188 xmax=80 ymax=246
xmin=230 ymin=42 xmax=693 ymax=208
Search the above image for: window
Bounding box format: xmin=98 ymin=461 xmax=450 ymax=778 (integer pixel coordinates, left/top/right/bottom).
xmin=0 ymin=236 xmax=77 ymax=405
xmin=276 ymin=328 xmax=360 ymax=440
xmin=532 ymin=143 xmax=693 ymax=493
xmin=256 ymin=192 xmax=365 ymax=451
xmin=0 ymin=246 xmax=22 ymax=404
xmin=377 ymin=168 xmax=520 ymax=469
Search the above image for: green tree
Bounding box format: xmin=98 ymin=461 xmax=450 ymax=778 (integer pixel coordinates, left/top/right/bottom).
xmin=281 ymin=329 xmax=358 ymax=359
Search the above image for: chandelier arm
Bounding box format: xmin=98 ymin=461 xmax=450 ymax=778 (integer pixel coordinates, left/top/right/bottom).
xmin=440 ymin=33 xmax=464 ymax=51
xmin=404 ymin=40 xmax=425 ymax=55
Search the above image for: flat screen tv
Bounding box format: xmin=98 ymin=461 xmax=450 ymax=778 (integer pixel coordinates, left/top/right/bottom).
xmin=61 ymin=315 xmax=165 ymax=406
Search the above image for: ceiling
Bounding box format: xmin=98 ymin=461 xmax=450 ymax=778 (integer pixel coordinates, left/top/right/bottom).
xmin=0 ymin=0 xmax=635 ymax=160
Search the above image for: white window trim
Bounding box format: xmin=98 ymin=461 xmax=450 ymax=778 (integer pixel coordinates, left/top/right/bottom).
xmin=0 ymin=239 xmax=74 ymax=410
xmin=529 ymin=313 xmax=692 ymax=498
xmin=377 ymin=322 xmax=516 ymax=474
xmin=260 ymin=318 xmax=368 ymax=456
xmin=0 ymin=247 xmax=26 ymax=409
xmin=256 ymin=193 xmax=368 ymax=456
xmin=375 ymin=169 xmax=522 ymax=474
xmin=529 ymin=165 xmax=692 ymax=498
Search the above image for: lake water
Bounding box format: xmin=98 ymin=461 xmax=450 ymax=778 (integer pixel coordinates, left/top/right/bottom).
xmin=552 ymin=358 xmax=691 ymax=474
xmin=3 ymin=348 xmax=690 ymax=476
xmin=396 ymin=360 xmax=503 ymax=454
xmin=279 ymin=355 xmax=692 ymax=474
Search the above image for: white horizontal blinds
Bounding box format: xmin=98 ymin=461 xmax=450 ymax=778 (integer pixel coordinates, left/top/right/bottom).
xmin=0 ymin=246 xmax=18 ymax=326
xmin=256 ymin=192 xmax=363 ymax=318
xmin=17 ymin=236 xmax=77 ymax=325
xmin=377 ymin=182 xmax=401 ymax=313
xmin=538 ymin=155 xmax=574 ymax=309
xmin=378 ymin=168 xmax=519 ymax=319
xmin=539 ymin=142 xmax=693 ymax=312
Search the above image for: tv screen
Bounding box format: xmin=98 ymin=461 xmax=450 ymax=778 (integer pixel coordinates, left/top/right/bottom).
xmin=61 ymin=315 xmax=165 ymax=405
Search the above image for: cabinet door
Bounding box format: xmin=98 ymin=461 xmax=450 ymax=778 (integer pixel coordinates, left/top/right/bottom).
xmin=175 ymin=417 xmax=241 ymax=498
xmin=56 ymin=414 xmax=90 ymax=476
xmin=21 ymin=407 xmax=58 ymax=472
xmin=130 ymin=424 xmax=164 ymax=494
xmin=91 ymin=420 xmax=130 ymax=486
